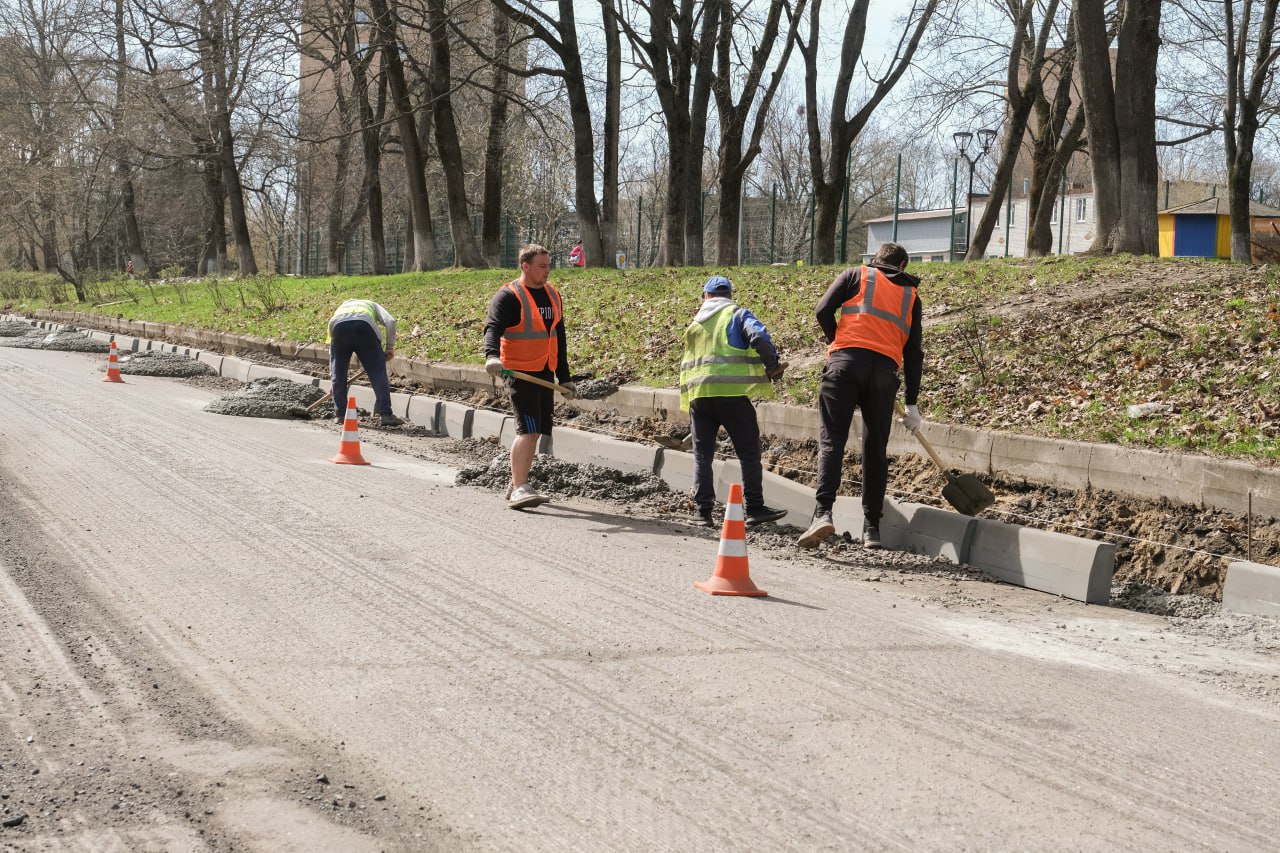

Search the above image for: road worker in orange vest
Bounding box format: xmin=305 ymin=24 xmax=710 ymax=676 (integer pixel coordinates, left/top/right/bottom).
xmin=798 ymin=242 xmax=924 ymax=551
xmin=483 ymin=243 xmax=577 ymax=509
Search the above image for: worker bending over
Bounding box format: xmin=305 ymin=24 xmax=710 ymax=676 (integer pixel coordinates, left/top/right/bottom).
xmin=798 ymin=242 xmax=924 ymax=550
xmin=679 ymin=275 xmax=789 ymax=528
xmin=328 ymin=298 xmax=404 ymax=427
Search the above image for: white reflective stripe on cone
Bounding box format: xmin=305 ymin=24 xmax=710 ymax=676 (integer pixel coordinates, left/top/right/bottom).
xmin=723 ymin=502 xmax=745 ymax=521
xmin=341 ymin=431 xmax=360 ymax=442
xmin=717 ymin=538 xmax=748 ymax=558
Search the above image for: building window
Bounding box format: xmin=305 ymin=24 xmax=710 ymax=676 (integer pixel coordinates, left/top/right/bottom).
xmin=930 ymin=254 xmax=944 ymax=262
xmin=1075 ymin=197 xmax=1088 ymax=222
xmin=355 ymin=8 xmax=370 ymax=23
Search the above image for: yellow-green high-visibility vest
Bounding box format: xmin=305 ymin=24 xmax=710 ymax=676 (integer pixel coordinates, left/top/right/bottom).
xmin=678 ymin=304 xmax=772 ymax=412
xmin=327 ymin=299 xmax=380 ymax=344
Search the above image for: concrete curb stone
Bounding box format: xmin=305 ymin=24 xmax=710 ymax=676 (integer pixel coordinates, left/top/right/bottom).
xmin=881 ymin=501 xmax=975 ymax=563
xmin=407 ymin=396 xmax=442 ymax=431
xmin=1223 ymin=561 xmax=1280 ymax=617
xmin=439 ymin=401 xmax=474 ymax=438
xmin=219 ymin=356 xmax=252 ymax=383
xmin=471 ymin=408 xmax=509 ymax=440
xmin=967 ymin=518 xmax=1115 ymax=604
xmin=551 ymin=427 xmax=659 ymax=476
xmin=389 ymin=392 xmax=413 ymax=419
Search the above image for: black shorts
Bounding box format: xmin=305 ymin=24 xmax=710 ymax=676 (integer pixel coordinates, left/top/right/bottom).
xmin=506 ymin=370 xmax=555 ymax=435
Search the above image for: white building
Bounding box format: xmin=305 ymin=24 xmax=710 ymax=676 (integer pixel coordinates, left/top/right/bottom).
xmin=863 ymin=189 xmax=1098 ymax=262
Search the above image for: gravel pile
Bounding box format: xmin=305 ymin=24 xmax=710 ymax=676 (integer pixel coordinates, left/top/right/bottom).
xmin=457 ymin=453 xmax=672 ymax=503
xmin=0 ymin=329 xmax=110 ymax=352
xmin=0 ymin=320 xmax=34 ymax=336
xmin=204 ymin=377 xmax=325 ymax=419
xmin=107 ymin=351 xmax=216 ymax=378
xmin=1109 ymin=581 xmax=1220 ymax=619
xmin=574 ymin=378 xmax=619 ymax=399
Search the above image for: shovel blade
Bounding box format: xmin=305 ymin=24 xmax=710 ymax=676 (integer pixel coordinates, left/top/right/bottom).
xmin=942 ymin=473 xmax=995 ymax=516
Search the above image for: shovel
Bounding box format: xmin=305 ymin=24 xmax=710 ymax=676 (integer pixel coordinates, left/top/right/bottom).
xmin=500 ymin=369 xmax=575 ymax=395
xmin=304 ymin=367 xmax=366 ymax=414
xmin=895 ymin=402 xmax=995 ymax=516
xmin=653 ymin=434 xmax=693 ymax=451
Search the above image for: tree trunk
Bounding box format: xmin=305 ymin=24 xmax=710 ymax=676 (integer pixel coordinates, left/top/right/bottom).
xmin=369 ymin=0 xmax=435 ymax=271
xmin=113 ymin=0 xmax=150 ymax=277
xmin=217 ymin=118 xmax=259 ymax=274
xmin=966 ymin=0 xmax=1054 ymax=259
xmin=427 ymin=0 xmax=486 ymax=268
xmin=600 ymin=0 xmax=622 ymax=267
xmin=326 ymin=121 xmax=353 ymax=274
xmin=350 ymin=54 xmax=388 ymax=274
xmin=1075 ymin=0 xmax=1161 ymax=254
xmin=683 ymin=1 xmax=718 ymax=266
xmin=200 ymin=152 xmax=228 ymax=274
xmin=482 ymin=1 xmax=510 ymax=265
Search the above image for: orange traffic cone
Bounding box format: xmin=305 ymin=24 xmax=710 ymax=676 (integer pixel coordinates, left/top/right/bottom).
xmin=103 ymin=339 xmax=125 ymax=383
xmin=328 ymin=396 xmax=370 ymax=465
xmin=694 ymin=483 xmax=767 ymax=597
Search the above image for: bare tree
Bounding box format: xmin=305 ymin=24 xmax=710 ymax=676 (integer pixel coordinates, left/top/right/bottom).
xmin=709 ymin=0 xmax=805 ymax=264
xmin=966 ymin=0 xmax=1063 ymax=259
xmin=1075 ymin=0 xmax=1164 ymax=254
xmin=794 ymin=0 xmax=941 ymax=264
xmin=368 ymin=0 xmax=437 ymax=270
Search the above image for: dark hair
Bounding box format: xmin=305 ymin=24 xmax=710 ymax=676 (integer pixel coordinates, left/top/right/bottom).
xmin=872 ymin=242 xmax=908 ymax=269
xmin=519 ymin=244 xmax=550 ymax=265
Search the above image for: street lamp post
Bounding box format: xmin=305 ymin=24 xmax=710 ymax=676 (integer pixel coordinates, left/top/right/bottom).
xmin=953 ymin=127 xmax=996 ymax=260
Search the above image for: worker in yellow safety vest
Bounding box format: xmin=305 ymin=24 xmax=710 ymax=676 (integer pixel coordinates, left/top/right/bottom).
xmin=328 ymin=299 xmax=404 ymax=427
xmin=678 ymin=275 xmax=789 ymax=528
xmin=797 ymin=242 xmax=924 ymax=551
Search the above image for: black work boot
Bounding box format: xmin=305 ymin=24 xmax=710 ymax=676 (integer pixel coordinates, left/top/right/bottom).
xmin=697 ymin=506 xmax=716 ymax=528
xmin=862 ymin=521 xmax=883 ymax=550
xmin=746 ymin=505 xmax=788 ymax=527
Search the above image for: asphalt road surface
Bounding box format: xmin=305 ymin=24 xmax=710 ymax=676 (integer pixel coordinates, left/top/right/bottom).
xmin=2 ymin=345 xmax=1279 ymax=851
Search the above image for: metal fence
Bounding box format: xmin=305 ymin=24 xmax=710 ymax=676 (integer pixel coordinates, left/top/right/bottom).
xmin=278 ymin=185 xmax=869 ymax=275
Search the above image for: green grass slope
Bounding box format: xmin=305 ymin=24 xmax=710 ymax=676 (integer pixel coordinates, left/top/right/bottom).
xmin=13 ymin=254 xmax=1280 ymax=461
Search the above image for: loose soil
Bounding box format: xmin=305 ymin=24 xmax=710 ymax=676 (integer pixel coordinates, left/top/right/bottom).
xmin=0 ymin=328 xmax=109 ymax=353
xmin=204 ymin=378 xmax=326 ymax=419
xmin=109 ymin=351 xmax=216 ymax=378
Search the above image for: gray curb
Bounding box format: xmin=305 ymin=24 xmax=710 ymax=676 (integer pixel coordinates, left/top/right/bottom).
xmin=1223 ymin=561 xmax=1280 ymax=617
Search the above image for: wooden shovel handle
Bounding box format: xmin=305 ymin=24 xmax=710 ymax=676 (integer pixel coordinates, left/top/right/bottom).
xmin=894 ymin=400 xmax=950 ymax=476
xmin=307 ymin=367 xmax=366 ymax=412
xmin=502 ymin=369 xmax=573 ymax=396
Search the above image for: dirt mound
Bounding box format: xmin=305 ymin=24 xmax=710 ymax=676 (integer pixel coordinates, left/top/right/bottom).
xmin=457 ymin=453 xmax=673 ymax=504
xmin=1109 ymin=581 xmax=1220 ymax=619
xmin=0 ymin=320 xmax=34 ymax=336
xmin=574 ymin=378 xmax=619 ymax=399
xmin=107 ymin=351 xmax=216 ymax=378
xmin=204 ymin=377 xmax=325 ymax=419
xmin=0 ymin=329 xmax=111 ymax=352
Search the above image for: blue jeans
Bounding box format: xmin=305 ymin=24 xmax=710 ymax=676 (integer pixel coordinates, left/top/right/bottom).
xmin=329 ymin=320 xmax=392 ymax=419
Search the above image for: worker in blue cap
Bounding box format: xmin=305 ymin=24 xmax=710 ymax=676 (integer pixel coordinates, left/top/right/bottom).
xmin=677 ymin=275 xmax=789 ymax=528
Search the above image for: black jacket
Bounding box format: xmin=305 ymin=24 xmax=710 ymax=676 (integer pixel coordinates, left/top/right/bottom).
xmin=814 ymin=262 xmax=924 ymax=405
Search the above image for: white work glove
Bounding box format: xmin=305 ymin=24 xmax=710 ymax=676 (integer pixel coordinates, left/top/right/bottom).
xmin=485 ymin=357 xmax=504 ymax=378
xmin=560 ymin=381 xmax=578 ymax=400
xmin=899 ymin=404 xmax=922 ymax=434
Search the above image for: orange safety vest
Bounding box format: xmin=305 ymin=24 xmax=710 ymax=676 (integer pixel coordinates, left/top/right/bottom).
xmin=499 ymin=279 xmax=563 ymax=372
xmin=828 ymin=266 xmax=916 ymax=367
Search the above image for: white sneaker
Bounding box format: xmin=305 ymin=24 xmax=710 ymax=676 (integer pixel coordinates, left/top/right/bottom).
xmin=508 ymin=483 xmax=549 ymax=509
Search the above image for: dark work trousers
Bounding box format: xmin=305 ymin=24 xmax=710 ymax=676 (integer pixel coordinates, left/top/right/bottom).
xmin=329 ymin=320 xmax=392 ymax=419
xmin=814 ymin=351 xmax=900 ymax=524
xmin=690 ymin=395 xmax=765 ymax=512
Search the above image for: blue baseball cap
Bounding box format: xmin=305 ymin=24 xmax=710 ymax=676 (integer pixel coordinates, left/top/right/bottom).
xmin=703 ymin=275 xmax=733 ymax=296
